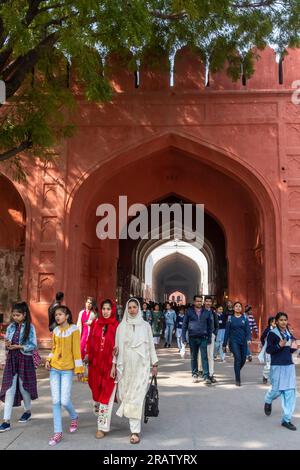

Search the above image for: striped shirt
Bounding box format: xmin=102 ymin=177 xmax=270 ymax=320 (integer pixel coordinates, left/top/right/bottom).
xmin=247 ymin=313 xmax=258 ymax=335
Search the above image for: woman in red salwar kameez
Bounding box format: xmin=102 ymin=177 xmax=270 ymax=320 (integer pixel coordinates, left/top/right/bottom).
xmin=86 ymin=299 xmax=119 ymax=439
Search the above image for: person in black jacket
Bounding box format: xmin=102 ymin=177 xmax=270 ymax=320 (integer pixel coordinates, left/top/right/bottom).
xmin=182 ymin=295 xmax=213 ymax=385
xmin=48 ymin=291 xmax=64 ymax=332
xmin=222 ymin=301 xmax=251 ymax=386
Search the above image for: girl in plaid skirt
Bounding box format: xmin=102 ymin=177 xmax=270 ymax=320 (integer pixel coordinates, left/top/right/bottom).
xmin=0 ymin=302 xmax=38 ymax=432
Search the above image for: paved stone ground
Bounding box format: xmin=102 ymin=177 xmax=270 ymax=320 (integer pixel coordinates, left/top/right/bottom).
xmin=1 ymin=347 xmax=300 ymax=450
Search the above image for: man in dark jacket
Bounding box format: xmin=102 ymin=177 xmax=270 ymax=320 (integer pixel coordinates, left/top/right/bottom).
xmin=182 ymin=295 xmax=213 ymax=385
xmin=48 ymin=291 xmax=64 ymax=332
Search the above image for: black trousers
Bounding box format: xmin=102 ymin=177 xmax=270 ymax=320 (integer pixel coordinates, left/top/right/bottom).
xmin=230 ymin=341 xmax=247 ymax=382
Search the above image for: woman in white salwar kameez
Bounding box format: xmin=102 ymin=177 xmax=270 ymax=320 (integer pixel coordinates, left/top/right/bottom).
xmin=111 ymin=298 xmax=158 ymax=444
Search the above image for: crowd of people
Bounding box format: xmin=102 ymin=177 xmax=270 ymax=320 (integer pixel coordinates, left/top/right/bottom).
xmin=0 ymin=293 xmax=298 ymax=447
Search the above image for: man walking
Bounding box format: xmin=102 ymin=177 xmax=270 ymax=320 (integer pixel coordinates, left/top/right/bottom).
xmin=182 ymin=295 xmax=213 ymax=385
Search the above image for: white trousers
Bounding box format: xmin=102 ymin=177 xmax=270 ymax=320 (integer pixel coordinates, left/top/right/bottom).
xmin=4 ymin=374 xmax=31 ymax=421
xmin=129 ymin=418 xmax=141 ymax=433
xmin=263 ymin=353 xmax=271 ymax=379
xmin=97 ymin=385 xmax=116 ymax=432
xmin=208 ymin=334 xmax=216 ymax=376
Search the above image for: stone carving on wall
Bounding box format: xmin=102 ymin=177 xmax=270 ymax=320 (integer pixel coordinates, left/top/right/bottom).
xmin=286 ymin=124 xmax=300 ymax=147
xmin=291 ymin=277 xmax=300 ymax=306
xmin=285 ymin=102 xmax=300 ymax=121
xmin=288 ymin=191 xmax=300 ymax=210
xmin=37 ymin=273 xmax=54 ymax=303
xmin=39 ymin=251 xmax=56 ymax=265
xmin=289 ymin=220 xmax=300 ymax=246
xmin=288 ymin=156 xmax=300 ymax=179
xmin=290 ymin=253 xmax=300 ymax=269
xmin=42 ymin=184 xmax=58 ymax=209
xmin=41 ymin=217 xmax=57 ymax=243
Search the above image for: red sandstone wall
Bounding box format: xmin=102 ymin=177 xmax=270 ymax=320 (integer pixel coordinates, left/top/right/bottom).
xmin=1 ymin=46 xmax=300 ymax=344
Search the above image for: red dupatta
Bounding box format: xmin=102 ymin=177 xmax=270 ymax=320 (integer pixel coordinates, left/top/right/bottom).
xmin=87 ymin=299 xmax=119 ymax=404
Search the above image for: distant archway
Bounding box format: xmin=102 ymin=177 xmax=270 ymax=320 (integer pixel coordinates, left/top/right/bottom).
xmin=169 ymin=291 xmax=186 ymax=305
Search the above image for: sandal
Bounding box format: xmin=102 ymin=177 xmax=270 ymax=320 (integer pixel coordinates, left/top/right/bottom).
xmin=130 ymin=433 xmax=140 ymax=444
xmin=95 ymin=430 xmax=106 ymax=439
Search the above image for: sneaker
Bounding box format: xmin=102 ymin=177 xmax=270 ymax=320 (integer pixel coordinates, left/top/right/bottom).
xmin=210 ymin=376 xmax=217 ymax=384
xmin=69 ymin=417 xmax=78 ymax=433
xmin=164 ymin=343 xmax=168 ymax=348
xmin=199 ymin=370 xmax=203 ymax=378
xmin=204 ymin=378 xmax=212 ymax=385
xmin=48 ymin=432 xmax=63 ymax=446
xmin=235 ymin=381 xmax=241 ymax=387
xmin=281 ymin=421 xmax=297 ymax=431
xmin=0 ymin=422 xmax=11 ymax=432
xmin=263 ymin=377 xmax=268 ymax=384
xmin=264 ymin=403 xmax=272 ymax=416
xmin=18 ymin=411 xmax=31 ymax=423
xmin=168 ymin=344 xmax=171 ymax=348
xmin=192 ymin=374 xmax=199 ymax=383
xmin=248 ymin=355 xmax=252 ymax=362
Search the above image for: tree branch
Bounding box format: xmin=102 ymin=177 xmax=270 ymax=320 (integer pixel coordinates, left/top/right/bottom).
xmin=24 ymin=0 xmax=44 ymax=26
xmin=3 ymin=32 xmax=58 ymax=97
xmin=0 ymin=136 xmax=33 ymax=162
xmin=0 ymin=46 xmax=12 ymax=72
xmin=231 ymin=0 xmax=283 ymax=8
xmin=150 ymin=10 xmax=188 ymax=20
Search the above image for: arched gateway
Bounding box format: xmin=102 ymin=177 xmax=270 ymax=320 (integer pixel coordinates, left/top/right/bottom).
xmin=65 ymin=132 xmax=278 ymax=345
xmin=2 ymin=46 xmax=299 ymax=347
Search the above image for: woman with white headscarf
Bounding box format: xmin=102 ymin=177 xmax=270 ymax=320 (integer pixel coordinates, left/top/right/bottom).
xmin=111 ymin=298 xmax=158 ymax=444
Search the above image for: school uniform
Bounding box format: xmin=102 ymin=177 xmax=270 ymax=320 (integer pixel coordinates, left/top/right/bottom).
xmin=265 ymin=327 xmax=297 ymax=424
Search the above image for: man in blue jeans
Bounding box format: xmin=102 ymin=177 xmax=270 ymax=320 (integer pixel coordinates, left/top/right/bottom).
xmin=182 ymin=295 xmax=213 ymax=385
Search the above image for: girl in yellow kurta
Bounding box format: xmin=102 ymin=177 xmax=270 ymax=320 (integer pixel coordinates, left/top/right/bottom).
xmin=45 ymin=306 xmax=84 ymax=446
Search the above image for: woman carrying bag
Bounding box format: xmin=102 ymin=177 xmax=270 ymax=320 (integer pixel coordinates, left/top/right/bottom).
xmin=111 ymin=298 xmax=158 ymax=444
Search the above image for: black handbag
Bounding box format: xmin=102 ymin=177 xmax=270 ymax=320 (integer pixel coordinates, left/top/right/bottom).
xmin=144 ymin=375 xmax=159 ymax=423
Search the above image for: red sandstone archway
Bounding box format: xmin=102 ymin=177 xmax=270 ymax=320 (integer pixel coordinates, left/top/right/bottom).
xmin=65 ymin=132 xmax=279 ymax=330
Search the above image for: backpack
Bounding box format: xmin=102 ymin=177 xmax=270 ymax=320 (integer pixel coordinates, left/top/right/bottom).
xmin=144 ymin=375 xmax=159 ymax=423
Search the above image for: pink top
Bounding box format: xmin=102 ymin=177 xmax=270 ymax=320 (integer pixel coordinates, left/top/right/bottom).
xmin=79 ymin=310 xmax=93 ymax=359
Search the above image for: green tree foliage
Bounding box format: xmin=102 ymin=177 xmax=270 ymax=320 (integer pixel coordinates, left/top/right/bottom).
xmin=0 ymin=0 xmax=299 ymax=179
